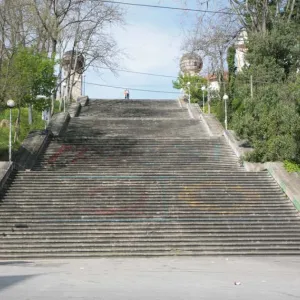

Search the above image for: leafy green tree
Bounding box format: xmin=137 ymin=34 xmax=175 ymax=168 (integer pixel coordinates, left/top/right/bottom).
xmin=173 ymin=74 xmax=208 ymax=103
xmin=226 ymin=45 xmax=237 ymax=121
xmin=1 ymin=47 xmax=56 ymax=140
xmin=231 ymin=18 xmax=300 ymax=163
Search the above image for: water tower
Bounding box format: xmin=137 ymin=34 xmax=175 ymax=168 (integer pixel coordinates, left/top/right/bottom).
xmin=180 ymin=53 xmax=203 ymax=76
xmin=62 ymin=50 xmax=85 ymax=101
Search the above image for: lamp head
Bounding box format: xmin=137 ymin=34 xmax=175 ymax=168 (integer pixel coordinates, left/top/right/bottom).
xmin=36 ymin=95 xmax=47 ymax=100
xmin=7 ymin=99 xmax=15 ymax=108
xmin=201 ymin=86 xmax=206 ymax=91
xmin=223 ymin=94 xmax=229 ymax=100
xmin=187 ymin=82 xmax=191 ymax=86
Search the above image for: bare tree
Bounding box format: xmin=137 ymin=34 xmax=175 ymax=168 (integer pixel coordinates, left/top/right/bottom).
xmin=63 ymin=1 xmax=123 ymax=103
xmin=182 ymin=13 xmax=240 ymax=99
xmin=27 ymin=0 xmax=124 ymax=111
xmin=29 ymin=0 xmax=123 ymax=58
xmin=0 ymin=0 xmax=34 ymax=102
xmin=230 ymin=0 xmax=299 ymax=33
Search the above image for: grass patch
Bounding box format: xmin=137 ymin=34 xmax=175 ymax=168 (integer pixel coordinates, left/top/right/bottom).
xmin=0 ymin=101 xmax=61 ymax=160
xmin=284 ymin=160 xmax=300 ymax=173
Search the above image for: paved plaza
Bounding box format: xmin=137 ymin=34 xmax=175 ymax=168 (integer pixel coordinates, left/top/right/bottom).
xmin=0 ymin=257 xmax=300 ymax=299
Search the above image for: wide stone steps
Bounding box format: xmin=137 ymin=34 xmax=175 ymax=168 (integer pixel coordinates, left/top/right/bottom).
xmin=2 ymin=222 xmax=300 ymax=229
xmin=1 ymin=191 xmax=289 ymax=197
xmin=33 ymin=164 xmax=241 ymax=171
xmin=0 ymin=203 xmax=291 ymax=208
xmin=202 ymin=114 xmax=224 ymax=136
xmin=1 ymin=251 xmax=299 ymax=259
xmin=10 ymin=171 xmax=272 ymax=177
xmin=79 ymin=109 xmax=189 ymax=119
xmin=0 ymin=238 xmax=300 ymax=247
xmin=65 ymin=119 xmax=208 ymax=138
xmin=83 ymin=99 xmax=180 ymax=110
xmin=0 ymin=211 xmax=296 ymax=217
xmin=41 ymin=145 xmax=234 ymax=153
xmin=0 ymin=193 xmax=291 ymax=202
xmin=1 ymin=251 xmax=300 ymax=259
xmin=1 ymin=248 xmax=300 ymax=259
xmin=45 ymin=138 xmax=216 ymax=143
xmin=1 ymin=99 xmax=299 ymax=258
xmin=32 ymin=137 xmax=241 ymax=170
xmin=0 ymin=207 xmax=294 ymax=213
xmin=3 ymin=232 xmax=300 ymax=239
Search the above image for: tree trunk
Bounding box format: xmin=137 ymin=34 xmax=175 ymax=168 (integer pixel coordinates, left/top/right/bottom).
xmin=69 ymin=48 xmax=79 ymax=102
xmin=28 ymin=104 xmax=33 ymax=125
xmin=14 ymin=106 xmax=21 ymax=143
xmin=288 ymin=0 xmax=296 ymax=21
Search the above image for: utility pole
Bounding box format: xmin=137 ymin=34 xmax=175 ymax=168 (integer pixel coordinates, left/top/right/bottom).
xmin=7 ymin=100 xmax=15 ymax=162
xmin=187 ymin=82 xmax=191 ymax=104
xmin=223 ymin=94 xmax=229 ymax=130
xmin=28 ymin=104 xmax=33 ymax=125
xmin=208 ymin=89 xmax=211 ymax=114
xmin=250 ymin=75 xmax=253 ymax=98
xmin=201 ymin=86 xmax=206 ymax=112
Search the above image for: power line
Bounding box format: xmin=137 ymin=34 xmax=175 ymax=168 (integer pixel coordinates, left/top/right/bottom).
xmin=85 ymin=81 xmax=179 ymax=94
xmin=92 ymin=65 xmax=177 ymax=78
xmin=102 ymin=1 xmax=237 ymax=15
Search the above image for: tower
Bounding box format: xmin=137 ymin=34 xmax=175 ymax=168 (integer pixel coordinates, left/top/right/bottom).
xmin=180 ymin=53 xmax=203 ymax=76
xmin=235 ymin=29 xmax=248 ymax=72
xmin=62 ymin=50 xmax=85 ymax=101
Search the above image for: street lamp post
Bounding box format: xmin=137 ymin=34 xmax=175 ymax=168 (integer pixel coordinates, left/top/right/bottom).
xmin=201 ymin=86 xmax=206 ymax=112
xmin=83 ymin=74 xmax=86 ymax=96
xmin=7 ymin=99 xmax=15 ymax=162
xmin=207 ymin=88 xmax=211 ymax=114
xmin=37 ymin=95 xmax=49 ymax=129
xmin=62 ymin=82 xmax=67 ymax=113
xmin=223 ymin=94 xmax=229 ymax=131
xmin=187 ymin=82 xmax=191 ymax=104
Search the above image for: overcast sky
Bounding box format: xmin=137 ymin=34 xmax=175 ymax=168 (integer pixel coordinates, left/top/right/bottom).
xmin=85 ymin=0 xmax=227 ymax=100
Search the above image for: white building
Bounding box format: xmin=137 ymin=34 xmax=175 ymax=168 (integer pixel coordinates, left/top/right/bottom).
xmin=205 ymin=72 xmax=229 ymax=93
xmin=235 ymin=29 xmax=248 ymax=72
xmin=61 ymin=51 xmax=84 ymax=101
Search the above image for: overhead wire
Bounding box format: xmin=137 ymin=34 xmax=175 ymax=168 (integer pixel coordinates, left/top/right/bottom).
xmin=101 ymin=1 xmax=237 ymax=15
xmin=84 ymin=81 xmax=180 ymax=94
xmin=91 ymin=65 xmax=177 ymax=78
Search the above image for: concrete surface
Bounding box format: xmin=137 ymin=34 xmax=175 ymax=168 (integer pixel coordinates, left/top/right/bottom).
xmin=199 ymin=114 xmax=213 ymax=137
xmin=192 ymin=107 xmax=300 ymax=211
xmin=68 ymin=102 xmax=81 ymax=118
xmin=188 ymin=104 xmax=201 ymax=120
xmin=201 ymin=113 xmax=224 ymax=137
xmin=266 ymin=162 xmax=300 ymax=211
xmin=13 ymin=130 xmax=52 ymax=170
xmin=0 ymin=161 xmax=13 ymax=189
xmin=189 ymin=104 xmax=213 ymax=136
xmin=222 ymin=131 xmax=267 ymax=172
xmin=77 ymin=96 xmax=89 ymax=107
xmin=0 ymin=257 xmax=300 ymax=300
xmin=223 ymin=130 xmax=253 ymax=158
xmin=48 ymin=112 xmax=71 ymax=137
xmin=243 ymin=161 xmax=266 ymax=172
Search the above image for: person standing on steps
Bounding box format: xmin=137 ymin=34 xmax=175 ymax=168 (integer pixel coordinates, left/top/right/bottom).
xmin=127 ymin=89 xmax=130 ymax=100
xmin=124 ymin=89 xmax=128 ymax=99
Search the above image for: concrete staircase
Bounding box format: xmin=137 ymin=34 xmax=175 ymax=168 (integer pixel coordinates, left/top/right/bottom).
xmin=0 ymin=99 xmax=300 ymax=258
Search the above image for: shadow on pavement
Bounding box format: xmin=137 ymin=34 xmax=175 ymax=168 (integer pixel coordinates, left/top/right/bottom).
xmin=0 ymin=261 xmax=33 ymax=266
xmin=0 ymin=274 xmax=38 ymax=292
